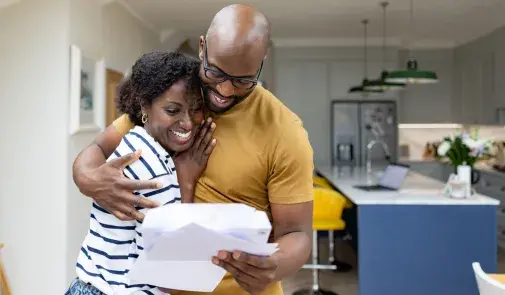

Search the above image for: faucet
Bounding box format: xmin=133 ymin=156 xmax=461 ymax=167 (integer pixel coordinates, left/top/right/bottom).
xmin=366 ymin=139 xmax=391 ymax=174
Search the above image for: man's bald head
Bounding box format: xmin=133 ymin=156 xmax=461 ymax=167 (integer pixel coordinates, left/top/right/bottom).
xmin=205 ymin=4 xmax=270 ymax=56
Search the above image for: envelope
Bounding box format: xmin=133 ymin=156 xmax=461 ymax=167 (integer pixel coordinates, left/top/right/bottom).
xmin=146 ymin=223 xmax=278 ymax=261
xmin=141 ymin=203 xmax=273 ymax=246
xmin=127 ymin=204 xmax=279 ymax=292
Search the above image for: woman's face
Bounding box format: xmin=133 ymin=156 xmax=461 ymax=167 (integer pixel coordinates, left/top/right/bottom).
xmin=144 ymin=80 xmax=204 ymax=154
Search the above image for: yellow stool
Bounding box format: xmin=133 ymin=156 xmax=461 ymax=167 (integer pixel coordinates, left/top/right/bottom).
xmin=293 ymin=187 xmax=346 ymax=295
xmin=313 ymin=175 xmax=352 ymax=209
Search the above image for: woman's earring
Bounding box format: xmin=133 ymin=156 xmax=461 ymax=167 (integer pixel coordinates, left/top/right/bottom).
xmin=141 ymin=113 xmax=148 ymax=124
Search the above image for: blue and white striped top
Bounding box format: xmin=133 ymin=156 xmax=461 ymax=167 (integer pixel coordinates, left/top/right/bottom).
xmin=75 ymin=126 xmax=180 ymax=295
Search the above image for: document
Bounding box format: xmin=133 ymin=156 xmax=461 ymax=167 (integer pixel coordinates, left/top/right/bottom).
xmin=127 ymin=204 xmax=279 ymax=292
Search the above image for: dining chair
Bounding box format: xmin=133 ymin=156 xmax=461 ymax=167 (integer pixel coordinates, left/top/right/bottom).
xmin=473 ymin=262 xmax=505 ymax=295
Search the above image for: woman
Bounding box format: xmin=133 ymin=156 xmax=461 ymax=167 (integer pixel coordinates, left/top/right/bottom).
xmin=66 ymin=51 xmax=216 ymax=295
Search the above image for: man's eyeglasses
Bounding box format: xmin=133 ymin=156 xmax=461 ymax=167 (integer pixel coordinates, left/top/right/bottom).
xmin=202 ymin=38 xmax=263 ymax=90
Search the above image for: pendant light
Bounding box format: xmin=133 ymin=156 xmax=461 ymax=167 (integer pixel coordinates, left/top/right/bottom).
xmin=385 ymin=0 xmax=438 ymax=84
xmin=348 ymin=19 xmax=384 ymax=93
xmin=364 ymin=2 xmax=405 ymax=91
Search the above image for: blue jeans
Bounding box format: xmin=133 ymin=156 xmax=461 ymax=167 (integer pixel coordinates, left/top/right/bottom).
xmin=65 ymin=279 xmax=104 ymax=295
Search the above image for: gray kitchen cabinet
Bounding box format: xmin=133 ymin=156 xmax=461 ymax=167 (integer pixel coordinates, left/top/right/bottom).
xmin=406 ymin=161 xmax=449 ymax=182
xmin=476 ymin=171 xmax=505 ymax=249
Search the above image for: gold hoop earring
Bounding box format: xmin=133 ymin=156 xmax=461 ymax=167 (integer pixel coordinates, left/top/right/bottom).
xmin=141 ymin=113 xmax=148 ymax=124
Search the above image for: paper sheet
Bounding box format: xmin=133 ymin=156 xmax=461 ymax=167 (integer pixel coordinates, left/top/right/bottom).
xmin=127 ymin=204 xmax=278 ymax=292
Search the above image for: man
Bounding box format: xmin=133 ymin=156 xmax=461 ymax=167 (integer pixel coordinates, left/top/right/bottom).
xmin=73 ymin=4 xmax=314 ymax=295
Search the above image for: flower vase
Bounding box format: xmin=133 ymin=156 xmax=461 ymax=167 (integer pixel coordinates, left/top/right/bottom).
xmin=453 ymin=164 xmax=480 ymax=197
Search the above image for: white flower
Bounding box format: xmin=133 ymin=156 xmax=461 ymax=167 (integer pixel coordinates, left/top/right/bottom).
xmin=463 ymin=137 xmax=492 ymax=157
xmin=463 ymin=137 xmax=479 ymax=150
xmin=437 ymin=141 xmax=451 ymax=156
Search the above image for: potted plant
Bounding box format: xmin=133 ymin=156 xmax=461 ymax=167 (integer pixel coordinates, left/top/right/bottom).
xmin=435 ymin=128 xmax=493 ymax=184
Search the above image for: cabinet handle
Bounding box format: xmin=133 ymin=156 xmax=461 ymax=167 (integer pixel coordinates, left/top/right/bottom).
xmin=501 ymin=208 xmax=505 ymax=214
xmin=485 ymin=181 xmax=491 ymax=187
xmin=501 ymin=187 xmax=505 ymax=192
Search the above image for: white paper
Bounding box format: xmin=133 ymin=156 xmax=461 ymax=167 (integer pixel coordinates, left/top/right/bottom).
xmin=127 ymin=204 xmax=278 ymax=292
xmin=128 ymin=253 xmax=226 ymax=292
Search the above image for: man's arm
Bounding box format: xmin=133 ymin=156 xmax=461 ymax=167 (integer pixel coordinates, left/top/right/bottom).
xmin=267 ymin=120 xmax=314 ymax=279
xmin=72 ymin=115 xmax=161 ymax=221
xmin=213 ymin=120 xmax=314 ymax=293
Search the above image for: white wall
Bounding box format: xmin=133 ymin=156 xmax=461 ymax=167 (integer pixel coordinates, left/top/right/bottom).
xmin=0 ymin=0 xmax=166 ymax=293
xmin=102 ymin=2 xmax=162 ymax=73
xmin=66 ymin=0 xmax=163 ymax=285
xmin=0 ymin=0 xmax=70 ymax=294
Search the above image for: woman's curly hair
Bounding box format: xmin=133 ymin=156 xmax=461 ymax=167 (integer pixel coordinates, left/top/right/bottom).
xmin=116 ymin=51 xmax=201 ymax=126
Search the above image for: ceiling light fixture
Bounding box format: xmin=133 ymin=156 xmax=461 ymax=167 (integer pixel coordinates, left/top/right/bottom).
xmin=365 ymin=1 xmax=405 ymax=91
xmin=385 ymin=0 xmax=438 ymax=84
xmin=348 ymin=19 xmax=384 ymax=94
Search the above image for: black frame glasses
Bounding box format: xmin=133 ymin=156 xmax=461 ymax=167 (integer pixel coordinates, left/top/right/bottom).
xmin=202 ymin=38 xmax=263 ymax=90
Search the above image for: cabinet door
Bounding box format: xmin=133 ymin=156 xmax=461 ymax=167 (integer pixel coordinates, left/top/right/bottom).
xmin=481 ymin=53 xmax=496 ymax=125
xmin=275 ymin=60 xmax=329 ymax=166
xmin=329 ymin=61 xmax=398 ymax=100
xmin=460 ymin=61 xmax=483 ymax=124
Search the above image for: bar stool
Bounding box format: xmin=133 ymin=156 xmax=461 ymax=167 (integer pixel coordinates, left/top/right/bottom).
xmin=313 ymin=176 xmax=353 ymax=273
xmin=293 ymin=187 xmax=347 ymax=295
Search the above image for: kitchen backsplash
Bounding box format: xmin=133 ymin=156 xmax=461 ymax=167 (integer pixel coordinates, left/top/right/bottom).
xmin=399 ymin=125 xmax=505 ymax=160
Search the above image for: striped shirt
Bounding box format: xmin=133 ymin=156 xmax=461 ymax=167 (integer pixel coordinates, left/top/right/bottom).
xmin=75 ymin=126 xmax=180 ymax=295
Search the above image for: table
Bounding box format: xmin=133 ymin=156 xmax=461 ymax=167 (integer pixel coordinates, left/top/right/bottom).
xmin=317 ymin=165 xmax=500 ymax=295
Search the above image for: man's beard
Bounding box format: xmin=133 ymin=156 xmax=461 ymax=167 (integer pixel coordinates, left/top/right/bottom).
xmin=201 ymin=84 xmax=249 ymax=114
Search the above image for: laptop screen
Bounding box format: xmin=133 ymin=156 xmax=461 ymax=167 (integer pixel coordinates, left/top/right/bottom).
xmin=378 ymin=164 xmax=409 ymax=190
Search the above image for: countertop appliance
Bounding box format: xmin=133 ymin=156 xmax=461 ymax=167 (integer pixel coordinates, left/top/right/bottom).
xmin=331 ymin=100 xmax=398 ymax=167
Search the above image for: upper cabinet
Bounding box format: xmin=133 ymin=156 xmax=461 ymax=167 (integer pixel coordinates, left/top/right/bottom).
xmin=396 ymin=49 xmax=456 ymax=124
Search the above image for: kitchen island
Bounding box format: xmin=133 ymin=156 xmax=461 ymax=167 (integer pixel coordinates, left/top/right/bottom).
xmin=317 ymin=165 xmax=500 ymax=295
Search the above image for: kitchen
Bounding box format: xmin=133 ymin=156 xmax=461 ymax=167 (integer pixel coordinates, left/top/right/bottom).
xmin=270 ymin=0 xmax=505 ymax=294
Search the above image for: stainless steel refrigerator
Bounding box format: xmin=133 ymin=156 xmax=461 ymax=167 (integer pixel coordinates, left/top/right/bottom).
xmin=331 ymin=100 xmax=398 ymax=167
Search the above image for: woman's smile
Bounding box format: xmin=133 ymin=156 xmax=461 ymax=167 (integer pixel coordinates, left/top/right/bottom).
xmin=169 ymin=128 xmax=193 ymax=145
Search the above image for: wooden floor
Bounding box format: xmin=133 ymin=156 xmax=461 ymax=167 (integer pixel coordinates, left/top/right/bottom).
xmin=281 ymin=237 xmax=505 ymax=295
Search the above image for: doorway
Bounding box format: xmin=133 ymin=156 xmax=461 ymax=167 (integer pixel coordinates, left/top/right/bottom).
xmin=106 ymin=69 xmax=124 ymax=127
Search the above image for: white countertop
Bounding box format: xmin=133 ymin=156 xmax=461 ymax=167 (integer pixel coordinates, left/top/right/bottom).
xmin=317 ymin=166 xmax=500 ymax=206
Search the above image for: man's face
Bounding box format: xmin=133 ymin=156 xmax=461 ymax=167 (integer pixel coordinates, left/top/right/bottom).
xmin=198 ymin=36 xmax=264 ymax=114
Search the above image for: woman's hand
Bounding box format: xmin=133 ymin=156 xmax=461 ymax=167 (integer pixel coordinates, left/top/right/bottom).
xmin=174 ymin=117 xmax=216 ymax=202
xmin=212 ymin=250 xmax=279 ymax=295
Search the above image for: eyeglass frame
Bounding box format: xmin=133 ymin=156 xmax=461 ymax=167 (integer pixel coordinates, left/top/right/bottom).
xmin=202 ymin=38 xmax=264 ymax=90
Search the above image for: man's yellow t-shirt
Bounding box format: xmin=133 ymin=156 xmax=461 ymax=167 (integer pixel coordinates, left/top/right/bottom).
xmin=113 ymin=86 xmax=314 ymax=295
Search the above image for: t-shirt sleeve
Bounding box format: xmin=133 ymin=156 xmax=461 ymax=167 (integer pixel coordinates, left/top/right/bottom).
xmin=112 ymin=114 xmax=135 ymax=137
xmin=267 ymin=120 xmax=314 ymax=204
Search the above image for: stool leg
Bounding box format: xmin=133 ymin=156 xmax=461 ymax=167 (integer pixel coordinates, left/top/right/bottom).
xmin=328 ymin=230 xmax=335 ymax=264
xmin=329 ymin=231 xmax=353 ymax=273
xmin=312 ymin=230 xmax=320 ymax=293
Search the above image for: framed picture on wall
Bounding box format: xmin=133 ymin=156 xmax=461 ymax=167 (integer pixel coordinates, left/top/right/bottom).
xmin=69 ymin=44 xmax=106 ymax=135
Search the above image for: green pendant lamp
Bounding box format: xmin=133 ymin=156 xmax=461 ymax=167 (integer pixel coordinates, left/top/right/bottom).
xmin=364 ymin=2 xmax=405 ymax=91
xmin=348 ymin=19 xmax=384 ymax=94
xmin=385 ymin=0 xmax=438 ymax=84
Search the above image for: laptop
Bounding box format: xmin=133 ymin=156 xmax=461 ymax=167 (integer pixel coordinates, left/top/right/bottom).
xmin=353 ymin=163 xmax=410 ymax=192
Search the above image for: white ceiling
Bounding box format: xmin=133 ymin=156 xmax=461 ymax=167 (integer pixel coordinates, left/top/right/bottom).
xmin=122 ymin=0 xmax=505 ymax=48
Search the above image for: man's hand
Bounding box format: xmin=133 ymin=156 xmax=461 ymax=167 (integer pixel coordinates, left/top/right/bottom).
xmin=212 ymin=250 xmax=279 ymax=295
xmin=78 ymin=149 xmax=161 ymax=221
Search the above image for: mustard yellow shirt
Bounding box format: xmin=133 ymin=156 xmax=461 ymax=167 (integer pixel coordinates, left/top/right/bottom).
xmin=113 ymin=86 xmax=314 ymax=295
